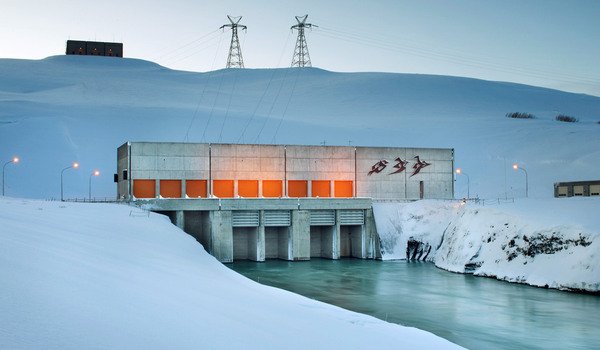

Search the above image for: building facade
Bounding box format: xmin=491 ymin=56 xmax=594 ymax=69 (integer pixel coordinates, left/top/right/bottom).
xmin=66 ymin=40 xmax=123 ymax=57
xmin=117 ymin=142 xmax=454 ymax=263
xmin=116 ymin=142 xmax=454 ymax=200
xmin=554 ymin=180 xmax=600 ymax=198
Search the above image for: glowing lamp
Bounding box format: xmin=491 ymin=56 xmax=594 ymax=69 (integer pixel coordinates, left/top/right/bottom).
xmin=512 ymin=164 xmax=528 ymax=198
xmin=455 ymin=168 xmax=470 ymax=199
xmin=89 ymin=170 xmax=100 ymax=201
xmin=61 ymin=162 xmax=80 ymax=201
xmin=2 ymin=157 xmax=20 ymax=196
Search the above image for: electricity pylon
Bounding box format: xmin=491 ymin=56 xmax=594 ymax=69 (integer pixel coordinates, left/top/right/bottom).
xmin=220 ymin=15 xmax=247 ymax=68
xmin=291 ymin=15 xmax=316 ymax=67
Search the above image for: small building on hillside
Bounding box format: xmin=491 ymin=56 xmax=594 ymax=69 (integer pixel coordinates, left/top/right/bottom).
xmin=554 ymin=180 xmax=600 ymax=198
xmin=66 ymin=40 xmax=123 ymax=57
xmin=116 ymin=142 xmax=454 ymax=263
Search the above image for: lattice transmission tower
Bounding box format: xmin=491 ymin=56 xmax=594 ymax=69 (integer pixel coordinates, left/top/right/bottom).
xmin=220 ymin=15 xmax=247 ymax=68
xmin=291 ymin=15 xmax=317 ymax=67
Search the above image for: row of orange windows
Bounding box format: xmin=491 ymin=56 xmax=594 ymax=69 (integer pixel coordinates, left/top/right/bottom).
xmin=132 ymin=179 xmax=354 ymax=199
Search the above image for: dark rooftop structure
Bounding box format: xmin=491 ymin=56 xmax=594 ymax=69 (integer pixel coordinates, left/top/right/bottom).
xmin=66 ymin=40 xmax=123 ymax=57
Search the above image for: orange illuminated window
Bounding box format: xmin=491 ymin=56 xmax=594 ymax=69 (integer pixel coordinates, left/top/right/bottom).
xmin=160 ymin=180 xmax=182 ymax=198
xmin=213 ymin=180 xmax=234 ymax=198
xmin=186 ymin=180 xmax=207 ymax=198
xmin=133 ymin=180 xmax=156 ymax=198
xmin=263 ymin=180 xmax=282 ymax=198
xmin=238 ymin=180 xmax=259 ymax=198
xmin=288 ymin=180 xmax=308 ymax=197
xmin=311 ymin=180 xmax=330 ymax=197
xmin=334 ymin=181 xmax=353 ymax=198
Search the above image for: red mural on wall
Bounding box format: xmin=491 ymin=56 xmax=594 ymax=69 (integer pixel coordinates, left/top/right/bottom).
xmin=368 ymin=160 xmax=389 ymax=175
xmin=368 ymin=156 xmax=430 ymax=177
xmin=389 ymin=157 xmax=409 ymax=175
xmin=411 ymin=156 xmax=431 ymax=177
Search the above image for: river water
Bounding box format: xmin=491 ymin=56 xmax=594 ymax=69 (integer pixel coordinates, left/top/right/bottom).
xmin=228 ymin=259 xmax=599 ymax=350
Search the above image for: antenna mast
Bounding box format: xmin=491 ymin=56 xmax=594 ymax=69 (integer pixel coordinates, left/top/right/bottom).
xmin=291 ymin=15 xmax=316 ymax=67
xmin=220 ymin=15 xmax=247 ymax=68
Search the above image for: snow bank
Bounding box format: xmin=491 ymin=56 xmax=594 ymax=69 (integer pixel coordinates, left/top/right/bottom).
xmin=373 ymin=200 xmax=459 ymax=260
xmin=436 ymin=199 xmax=600 ymax=292
xmin=0 ymin=197 xmax=463 ymax=350
xmin=374 ymin=199 xmax=600 ymax=292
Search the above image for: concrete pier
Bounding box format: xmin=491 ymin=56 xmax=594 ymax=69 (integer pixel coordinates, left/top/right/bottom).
xmin=136 ymin=198 xmax=376 ymax=263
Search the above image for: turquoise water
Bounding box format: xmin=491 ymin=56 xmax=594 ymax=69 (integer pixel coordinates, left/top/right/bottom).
xmin=228 ymin=259 xmax=600 ymax=350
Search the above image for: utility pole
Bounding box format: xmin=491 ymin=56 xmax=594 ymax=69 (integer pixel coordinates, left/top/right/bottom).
xmin=291 ymin=15 xmax=316 ymax=67
xmin=220 ymin=15 xmax=247 ymax=68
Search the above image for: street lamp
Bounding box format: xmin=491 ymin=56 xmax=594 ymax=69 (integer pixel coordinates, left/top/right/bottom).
xmin=61 ymin=162 xmax=79 ymax=201
xmin=455 ymin=168 xmax=470 ymax=199
xmin=89 ymin=170 xmax=100 ymax=201
xmin=513 ymin=164 xmax=528 ymax=198
xmin=2 ymin=157 xmax=19 ymax=196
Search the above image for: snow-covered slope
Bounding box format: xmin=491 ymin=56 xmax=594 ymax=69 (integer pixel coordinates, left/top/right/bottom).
xmin=1 ymin=55 xmax=599 ymax=200
xmin=373 ymin=199 xmax=600 ymax=292
xmin=373 ymin=200 xmax=459 ymax=260
xmin=0 ymin=197 xmax=463 ymax=349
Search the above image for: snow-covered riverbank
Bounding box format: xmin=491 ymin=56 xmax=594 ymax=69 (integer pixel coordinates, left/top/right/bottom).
xmin=0 ymin=197 xmax=463 ymax=349
xmin=373 ymin=198 xmax=599 ymax=293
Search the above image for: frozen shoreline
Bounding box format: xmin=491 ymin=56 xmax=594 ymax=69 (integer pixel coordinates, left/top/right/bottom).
xmin=373 ymin=198 xmax=600 ymax=293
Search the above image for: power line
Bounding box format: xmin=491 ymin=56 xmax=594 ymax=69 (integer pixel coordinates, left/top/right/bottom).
xmin=183 ymin=33 xmax=225 ymax=142
xmin=162 ymin=34 xmax=223 ymax=67
xmin=272 ymin=68 xmax=303 ymax=144
xmin=314 ymin=26 xmax=598 ymax=86
xmin=155 ymin=29 xmax=221 ymax=61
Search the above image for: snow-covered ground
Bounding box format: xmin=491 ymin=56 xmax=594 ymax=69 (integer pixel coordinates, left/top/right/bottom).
xmin=373 ymin=198 xmax=600 ymax=292
xmin=0 ymin=197 xmax=464 ymax=349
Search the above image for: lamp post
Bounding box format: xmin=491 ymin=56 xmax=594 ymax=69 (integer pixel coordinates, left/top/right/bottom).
xmin=2 ymin=157 xmax=19 ymax=196
xmin=89 ymin=170 xmax=100 ymax=201
xmin=455 ymin=168 xmax=470 ymax=199
xmin=513 ymin=164 xmax=528 ymax=198
xmin=61 ymin=162 xmax=79 ymax=201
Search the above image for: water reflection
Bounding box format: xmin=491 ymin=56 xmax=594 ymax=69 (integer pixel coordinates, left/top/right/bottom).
xmin=229 ymin=259 xmax=600 ymax=350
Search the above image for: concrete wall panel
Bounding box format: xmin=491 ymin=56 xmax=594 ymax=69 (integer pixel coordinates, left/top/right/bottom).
xmin=277 ymin=227 xmax=291 ymax=260
xmin=233 ymin=228 xmax=250 ymax=260
xmin=211 ymin=211 xmax=233 ymax=263
xmin=265 ymin=230 xmax=279 ymax=259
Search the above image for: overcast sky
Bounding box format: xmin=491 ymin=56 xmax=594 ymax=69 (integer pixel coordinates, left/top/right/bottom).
xmin=1 ymin=0 xmax=599 ymax=96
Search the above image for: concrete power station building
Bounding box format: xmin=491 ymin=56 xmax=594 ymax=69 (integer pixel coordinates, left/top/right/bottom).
xmin=117 ymin=142 xmax=454 ymax=263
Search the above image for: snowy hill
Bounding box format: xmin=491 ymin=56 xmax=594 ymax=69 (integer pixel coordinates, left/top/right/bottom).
xmin=0 ymin=197 xmax=463 ymax=349
xmin=1 ymin=55 xmax=599 ymax=200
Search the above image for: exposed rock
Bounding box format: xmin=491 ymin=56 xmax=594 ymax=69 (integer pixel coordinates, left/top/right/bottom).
xmin=406 ymin=239 xmax=432 ymax=261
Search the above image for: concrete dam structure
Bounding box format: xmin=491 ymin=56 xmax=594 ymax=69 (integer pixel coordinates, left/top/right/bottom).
xmin=117 ymin=142 xmax=454 ymax=263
